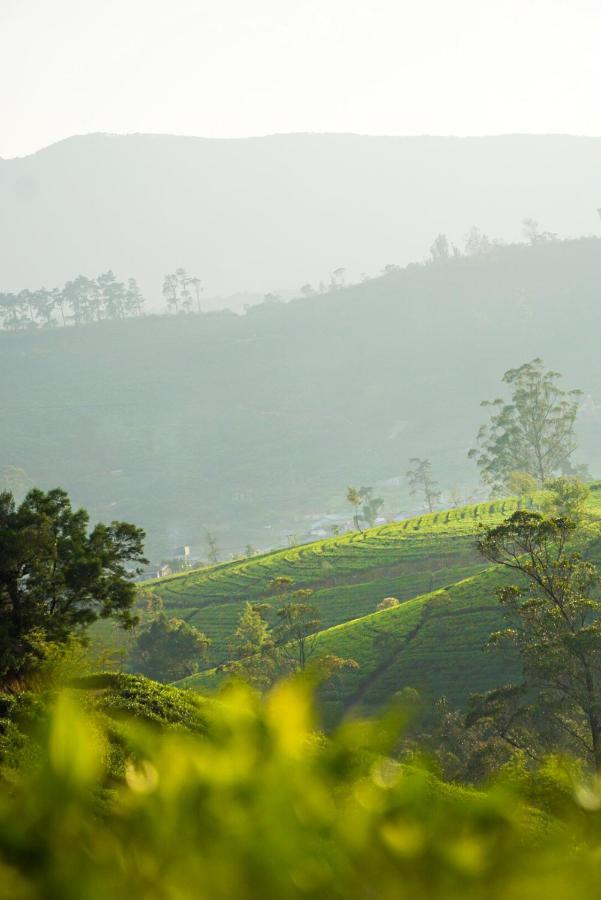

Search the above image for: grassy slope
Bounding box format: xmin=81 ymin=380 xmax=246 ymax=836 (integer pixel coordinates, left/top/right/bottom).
xmin=313 ymin=567 xmax=520 ymax=720
xmin=174 ymin=486 xmax=601 ymax=720
xmin=128 ymin=497 xmax=524 ymax=668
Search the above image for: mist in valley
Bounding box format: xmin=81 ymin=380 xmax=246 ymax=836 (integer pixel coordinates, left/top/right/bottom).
xmin=3 ymin=2 xmax=601 ymax=896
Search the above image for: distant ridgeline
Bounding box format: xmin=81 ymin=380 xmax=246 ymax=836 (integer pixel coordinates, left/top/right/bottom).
xmin=1 ymin=237 xmax=601 ymax=556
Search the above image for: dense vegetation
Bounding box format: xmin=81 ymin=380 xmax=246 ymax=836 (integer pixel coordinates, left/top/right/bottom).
xmin=4 ymin=480 xmax=601 ymax=895
xmin=2 ymin=237 xmax=601 ymax=557
xmin=4 ymin=677 xmax=601 ymax=899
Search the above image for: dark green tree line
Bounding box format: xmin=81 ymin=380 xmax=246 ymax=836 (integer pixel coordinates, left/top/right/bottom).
xmin=0 ymin=271 xmax=145 ymax=330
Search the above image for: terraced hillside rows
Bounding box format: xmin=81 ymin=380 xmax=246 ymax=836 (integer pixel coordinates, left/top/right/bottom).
xmin=145 ymin=499 xmax=530 ymax=667
xmin=174 ymin=485 xmax=601 ymax=720
xmin=182 ymin=565 xmax=520 ymax=724
xmin=312 ymin=566 xmax=521 ymax=722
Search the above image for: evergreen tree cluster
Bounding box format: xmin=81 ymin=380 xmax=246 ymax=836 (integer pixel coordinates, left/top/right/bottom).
xmin=0 ymin=271 xmax=145 ymax=330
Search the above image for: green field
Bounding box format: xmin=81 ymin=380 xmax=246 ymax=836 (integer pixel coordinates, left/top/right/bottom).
xmin=141 ymin=498 xmax=522 ymax=664
xmin=94 ymin=485 xmax=601 ymax=720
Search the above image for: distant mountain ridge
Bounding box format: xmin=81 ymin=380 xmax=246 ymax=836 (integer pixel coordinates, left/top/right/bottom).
xmin=1 ymin=132 xmax=600 ymax=303
xmin=1 ymin=237 xmax=601 ymax=557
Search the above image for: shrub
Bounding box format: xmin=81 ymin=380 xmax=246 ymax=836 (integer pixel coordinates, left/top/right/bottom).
xmin=377 ymin=597 xmax=401 ymax=612
xmin=2 ymin=682 xmax=601 ymax=898
xmin=129 ymin=614 xmax=210 ymax=682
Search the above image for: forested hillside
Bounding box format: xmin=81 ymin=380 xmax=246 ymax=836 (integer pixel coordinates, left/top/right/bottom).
xmin=2 ymin=237 xmax=601 ymax=556
xmin=1 ymin=132 xmax=601 ymax=300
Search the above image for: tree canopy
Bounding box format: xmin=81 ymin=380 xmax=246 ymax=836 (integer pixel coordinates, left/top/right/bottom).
xmin=0 ymin=488 xmax=146 ymax=683
xmin=407 ymin=458 xmax=440 ymax=513
xmin=477 ymin=510 xmax=601 ymax=771
xmin=469 ymin=358 xmax=581 ymax=491
xmin=0 ymin=271 xmax=145 ymax=330
xmin=130 ymin=613 xmax=210 ymax=683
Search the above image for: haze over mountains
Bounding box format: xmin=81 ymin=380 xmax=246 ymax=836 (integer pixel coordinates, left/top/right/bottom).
xmin=1 ymin=132 xmax=601 ymax=305
xmin=2 ymin=236 xmax=601 ymax=557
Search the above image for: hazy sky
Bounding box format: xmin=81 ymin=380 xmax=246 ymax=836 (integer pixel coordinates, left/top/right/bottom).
xmin=1 ymin=0 xmax=600 ymax=158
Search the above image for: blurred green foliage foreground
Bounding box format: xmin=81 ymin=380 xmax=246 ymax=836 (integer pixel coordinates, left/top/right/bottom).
xmin=3 ymin=677 xmax=601 ymax=899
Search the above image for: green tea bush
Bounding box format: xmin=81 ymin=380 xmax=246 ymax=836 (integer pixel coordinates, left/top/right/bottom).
xmin=2 ymin=681 xmax=601 ymax=899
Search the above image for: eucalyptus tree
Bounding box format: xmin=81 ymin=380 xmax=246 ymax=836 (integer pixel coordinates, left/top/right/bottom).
xmin=125 ymin=278 xmax=145 ymax=316
xmin=407 ymin=458 xmax=440 ymax=513
xmin=51 ymin=287 xmax=67 ymax=326
xmin=19 ymin=290 xmax=38 ymax=326
xmin=463 ymin=226 xmax=500 ymax=256
xmin=359 ymin=487 xmax=384 ymax=527
xmin=274 ymin=588 xmax=321 ymax=673
xmin=188 ymin=276 xmax=203 ymax=313
xmin=469 ymin=359 xmax=581 ymax=491
xmin=1 ymin=273 xmax=145 ymax=330
xmin=32 ymin=288 xmax=58 ymax=327
xmin=227 ymin=601 xmax=277 ymax=689
xmin=0 ymin=294 xmax=12 ymax=329
xmin=346 ymin=487 xmax=363 ymax=532
xmin=206 ymin=530 xmax=220 ymax=565
xmin=429 ymin=234 xmax=451 ymax=262
xmin=98 ymin=270 xmax=126 ymax=319
xmin=0 ymin=293 xmax=24 ymax=330
xmin=477 ymin=510 xmax=601 ymax=772
xmin=162 ymin=273 xmax=179 ymax=314
xmin=62 ymin=275 xmax=97 ymax=325
xmin=330 ymin=268 xmax=346 ymax=290
xmin=175 ymin=268 xmax=193 ymax=313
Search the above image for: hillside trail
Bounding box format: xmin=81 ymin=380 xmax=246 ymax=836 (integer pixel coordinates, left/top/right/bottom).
xmin=342 ymin=592 xmax=498 ymax=715
xmin=341 ymin=599 xmax=439 ymax=715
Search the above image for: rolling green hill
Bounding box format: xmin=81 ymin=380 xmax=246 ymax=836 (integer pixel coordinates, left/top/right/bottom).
xmin=160 ymin=485 xmax=601 ymax=721
xmin=133 ymin=497 xmax=522 ymax=666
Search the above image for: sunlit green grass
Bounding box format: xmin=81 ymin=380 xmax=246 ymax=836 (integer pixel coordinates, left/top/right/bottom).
xmin=142 ymin=498 xmax=524 ymax=665
xmin=97 ymin=485 xmax=601 ymax=718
